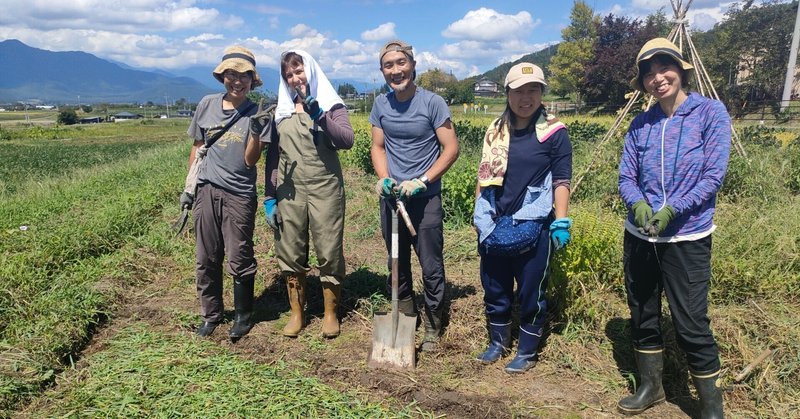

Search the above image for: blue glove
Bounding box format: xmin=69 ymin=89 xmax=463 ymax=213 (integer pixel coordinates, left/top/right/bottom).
xmin=549 ymin=217 xmax=572 ymax=251
xmin=304 ymin=95 xmax=323 ymax=120
xmin=263 ymin=198 xmax=278 ymax=230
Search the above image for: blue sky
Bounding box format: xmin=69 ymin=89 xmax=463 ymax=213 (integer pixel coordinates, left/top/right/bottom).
xmin=0 ymin=0 xmax=743 ymax=83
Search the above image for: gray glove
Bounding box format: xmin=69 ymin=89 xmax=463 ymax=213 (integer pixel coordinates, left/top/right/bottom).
xmin=179 ymin=191 xmax=194 ymax=210
xmin=249 ymin=99 xmax=276 ymax=141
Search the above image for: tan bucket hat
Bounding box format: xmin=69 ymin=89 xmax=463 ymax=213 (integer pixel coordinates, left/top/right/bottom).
xmin=631 ymin=37 xmax=693 ymax=92
xmin=505 ymin=62 xmax=546 ymax=89
xmin=379 ymin=39 xmax=414 ymax=64
xmin=213 ymin=45 xmax=263 ymax=87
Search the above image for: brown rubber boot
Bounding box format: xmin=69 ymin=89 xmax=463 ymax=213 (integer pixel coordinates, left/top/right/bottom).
xmin=321 ymin=282 xmax=341 ymax=338
xmin=282 ymin=273 xmax=306 ymax=337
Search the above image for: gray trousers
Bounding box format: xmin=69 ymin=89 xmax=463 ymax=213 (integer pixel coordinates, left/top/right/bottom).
xmin=380 ymin=194 xmax=446 ymax=313
xmin=194 ymin=183 xmax=257 ymax=322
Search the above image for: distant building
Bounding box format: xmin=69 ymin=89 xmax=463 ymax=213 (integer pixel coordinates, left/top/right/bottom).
xmin=79 ymin=116 xmax=103 ymax=124
xmin=474 ymin=77 xmax=501 ymax=97
xmin=175 ymin=109 xmax=194 ymax=117
xmin=112 ymin=111 xmax=142 ymax=122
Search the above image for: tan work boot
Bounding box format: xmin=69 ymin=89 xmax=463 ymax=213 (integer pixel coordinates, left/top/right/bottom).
xmin=321 ymin=282 xmax=341 ymax=338
xmin=283 ymin=273 xmax=306 ymax=337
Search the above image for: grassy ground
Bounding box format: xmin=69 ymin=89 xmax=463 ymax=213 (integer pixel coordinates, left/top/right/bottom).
xmin=2 ymin=116 xmax=799 ymax=418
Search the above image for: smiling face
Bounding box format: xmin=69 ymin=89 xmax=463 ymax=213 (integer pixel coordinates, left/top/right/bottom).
xmin=222 ymin=70 xmax=252 ymax=104
xmin=507 ymin=82 xmax=543 ymax=128
xmin=380 ymin=50 xmax=416 ymax=98
xmin=283 ymin=62 xmax=308 ymax=97
xmin=640 ymin=55 xmax=685 ymax=102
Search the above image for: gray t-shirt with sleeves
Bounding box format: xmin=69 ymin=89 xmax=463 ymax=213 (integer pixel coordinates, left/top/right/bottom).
xmin=369 ymin=87 xmax=451 ymax=196
xmin=188 ymin=93 xmax=260 ymax=197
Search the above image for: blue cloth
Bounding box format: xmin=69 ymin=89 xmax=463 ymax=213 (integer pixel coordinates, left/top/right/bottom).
xmin=474 ymin=172 xmax=553 ymax=243
xmin=369 ymin=87 xmax=451 ymax=197
xmin=619 ymin=93 xmax=731 ymax=239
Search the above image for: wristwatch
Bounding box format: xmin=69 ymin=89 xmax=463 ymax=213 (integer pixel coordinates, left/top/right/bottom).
xmin=419 ymin=175 xmax=430 ymax=185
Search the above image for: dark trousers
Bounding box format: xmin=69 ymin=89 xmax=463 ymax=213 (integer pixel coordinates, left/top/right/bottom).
xmin=380 ymin=194 xmax=446 ymax=313
xmin=194 ymin=183 xmax=257 ymax=322
xmin=479 ymin=224 xmax=551 ymax=338
xmin=624 ymin=231 xmax=720 ymax=373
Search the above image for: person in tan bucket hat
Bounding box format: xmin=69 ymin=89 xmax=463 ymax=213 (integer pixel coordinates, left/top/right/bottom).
xmin=630 ymin=37 xmax=693 ymax=93
xmin=212 ymin=45 xmax=263 ymax=88
xmin=187 ymin=45 xmax=274 ymax=341
xmin=617 ymin=37 xmax=729 ymax=418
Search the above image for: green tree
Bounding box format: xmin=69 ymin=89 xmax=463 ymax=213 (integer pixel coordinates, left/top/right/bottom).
xmin=417 ymin=68 xmax=457 ymax=93
xmin=80 ymin=105 xmax=92 ymax=113
xmin=443 ymin=79 xmax=475 ymax=104
xmin=57 ymin=109 xmax=78 ymax=125
xmin=549 ymin=1 xmax=599 ymax=103
xmin=337 ymin=82 xmax=357 ymax=97
xmin=696 ymin=0 xmax=797 ymax=117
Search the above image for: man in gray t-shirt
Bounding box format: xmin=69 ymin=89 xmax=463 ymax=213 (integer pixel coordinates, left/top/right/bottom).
xmin=369 ymin=39 xmax=460 ymax=352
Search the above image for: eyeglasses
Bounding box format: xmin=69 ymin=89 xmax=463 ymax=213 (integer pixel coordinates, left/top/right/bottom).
xmin=223 ymin=71 xmax=252 ymax=82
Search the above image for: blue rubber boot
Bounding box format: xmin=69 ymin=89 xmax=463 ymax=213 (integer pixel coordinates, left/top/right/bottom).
xmin=476 ymin=321 xmax=511 ymax=364
xmin=504 ymin=325 xmax=540 ymax=374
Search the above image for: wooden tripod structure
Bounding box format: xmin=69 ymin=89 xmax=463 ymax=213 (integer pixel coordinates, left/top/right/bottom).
xmin=572 ymin=0 xmax=746 ymax=193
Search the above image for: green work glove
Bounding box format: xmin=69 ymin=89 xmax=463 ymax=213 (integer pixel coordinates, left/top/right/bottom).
xmin=631 ymin=200 xmax=653 ymax=229
xmin=375 ymin=177 xmax=397 ymax=198
xmin=398 ymin=178 xmax=427 ymax=200
xmin=249 ymin=99 xmax=276 ymax=140
xmin=644 ymin=205 xmax=676 ymax=236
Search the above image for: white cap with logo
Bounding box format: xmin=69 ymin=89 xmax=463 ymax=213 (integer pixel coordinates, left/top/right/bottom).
xmin=504 ymin=63 xmax=546 ymax=89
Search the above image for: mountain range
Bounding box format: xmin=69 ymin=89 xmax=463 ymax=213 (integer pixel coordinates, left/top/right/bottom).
xmin=0 ymin=39 xmax=556 ymax=105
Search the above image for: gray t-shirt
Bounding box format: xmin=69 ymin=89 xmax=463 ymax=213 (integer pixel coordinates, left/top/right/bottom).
xmin=369 ymin=87 xmax=451 ymax=196
xmin=188 ymin=93 xmax=260 ymax=197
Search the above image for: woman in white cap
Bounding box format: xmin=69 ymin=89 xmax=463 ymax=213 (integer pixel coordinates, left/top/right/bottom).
xmin=472 ymin=63 xmax=573 ymax=374
xmin=617 ymin=37 xmax=730 ymax=418
xmin=263 ymin=50 xmax=354 ymax=339
xmin=187 ymin=45 xmax=273 ymax=340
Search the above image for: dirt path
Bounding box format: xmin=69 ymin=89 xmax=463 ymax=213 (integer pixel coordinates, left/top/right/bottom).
xmin=58 ymin=167 xmax=697 ymax=418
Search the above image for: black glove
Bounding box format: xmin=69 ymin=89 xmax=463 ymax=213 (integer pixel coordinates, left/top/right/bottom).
xmin=179 ymin=191 xmax=194 ymax=210
xmin=249 ymin=99 xmax=276 ymax=141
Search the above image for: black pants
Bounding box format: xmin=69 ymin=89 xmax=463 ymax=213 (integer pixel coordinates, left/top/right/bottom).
xmin=380 ymin=194 xmax=445 ymax=313
xmin=623 ymin=231 xmax=720 ymax=373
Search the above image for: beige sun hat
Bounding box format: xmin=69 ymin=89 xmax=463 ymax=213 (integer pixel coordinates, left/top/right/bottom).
xmin=378 ymin=39 xmax=414 ymax=64
xmin=213 ymin=45 xmax=263 ymax=87
xmin=505 ymin=62 xmax=546 ymax=89
xmin=631 ymin=37 xmax=694 ymax=93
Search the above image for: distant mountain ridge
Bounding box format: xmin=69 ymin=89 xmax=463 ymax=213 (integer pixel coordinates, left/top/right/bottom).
xmin=474 ymin=44 xmax=559 ymax=84
xmin=0 ymin=39 xmax=216 ymax=104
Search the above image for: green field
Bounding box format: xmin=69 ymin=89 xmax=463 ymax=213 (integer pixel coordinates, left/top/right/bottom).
xmin=1 ymin=115 xmax=799 ymax=417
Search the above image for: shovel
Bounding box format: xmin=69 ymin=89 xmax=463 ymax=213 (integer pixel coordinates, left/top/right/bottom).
xmin=368 ymin=206 xmax=417 ymax=369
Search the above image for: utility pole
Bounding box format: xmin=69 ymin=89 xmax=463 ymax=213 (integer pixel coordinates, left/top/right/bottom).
xmin=781 ymin=0 xmax=800 ymax=111
xmin=165 ymin=95 xmax=170 ymax=118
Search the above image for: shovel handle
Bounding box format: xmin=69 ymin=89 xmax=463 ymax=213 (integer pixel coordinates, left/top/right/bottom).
xmin=396 ymin=200 xmax=417 ymax=237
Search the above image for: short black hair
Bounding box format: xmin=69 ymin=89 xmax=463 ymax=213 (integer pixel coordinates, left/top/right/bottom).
xmin=637 ymin=54 xmax=691 ymax=89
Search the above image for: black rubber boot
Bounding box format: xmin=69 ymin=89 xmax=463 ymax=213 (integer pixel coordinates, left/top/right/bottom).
xmin=421 ymin=306 xmax=442 ymax=352
xmin=229 ymin=276 xmax=255 ymax=341
xmin=617 ymin=349 xmax=666 ymax=415
xmin=196 ymin=321 xmax=219 ymax=337
xmin=476 ymin=321 xmax=511 ymax=364
xmin=692 ymin=371 xmax=724 ymax=419
xmin=397 ymin=296 xmax=416 ymax=316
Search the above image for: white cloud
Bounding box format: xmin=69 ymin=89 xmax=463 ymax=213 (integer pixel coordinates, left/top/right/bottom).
xmin=289 ymin=24 xmax=318 ymax=38
xmin=185 ymin=33 xmax=224 ymax=44
xmin=443 ymin=8 xmax=536 ymax=42
xmin=361 ymin=23 xmax=396 ymax=41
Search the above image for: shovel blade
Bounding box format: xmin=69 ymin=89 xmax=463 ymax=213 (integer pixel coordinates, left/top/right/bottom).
xmin=368 ymin=311 xmax=417 ymax=369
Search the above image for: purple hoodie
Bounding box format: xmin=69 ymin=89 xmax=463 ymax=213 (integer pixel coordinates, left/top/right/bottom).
xmin=619 ymin=93 xmax=731 ymax=239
